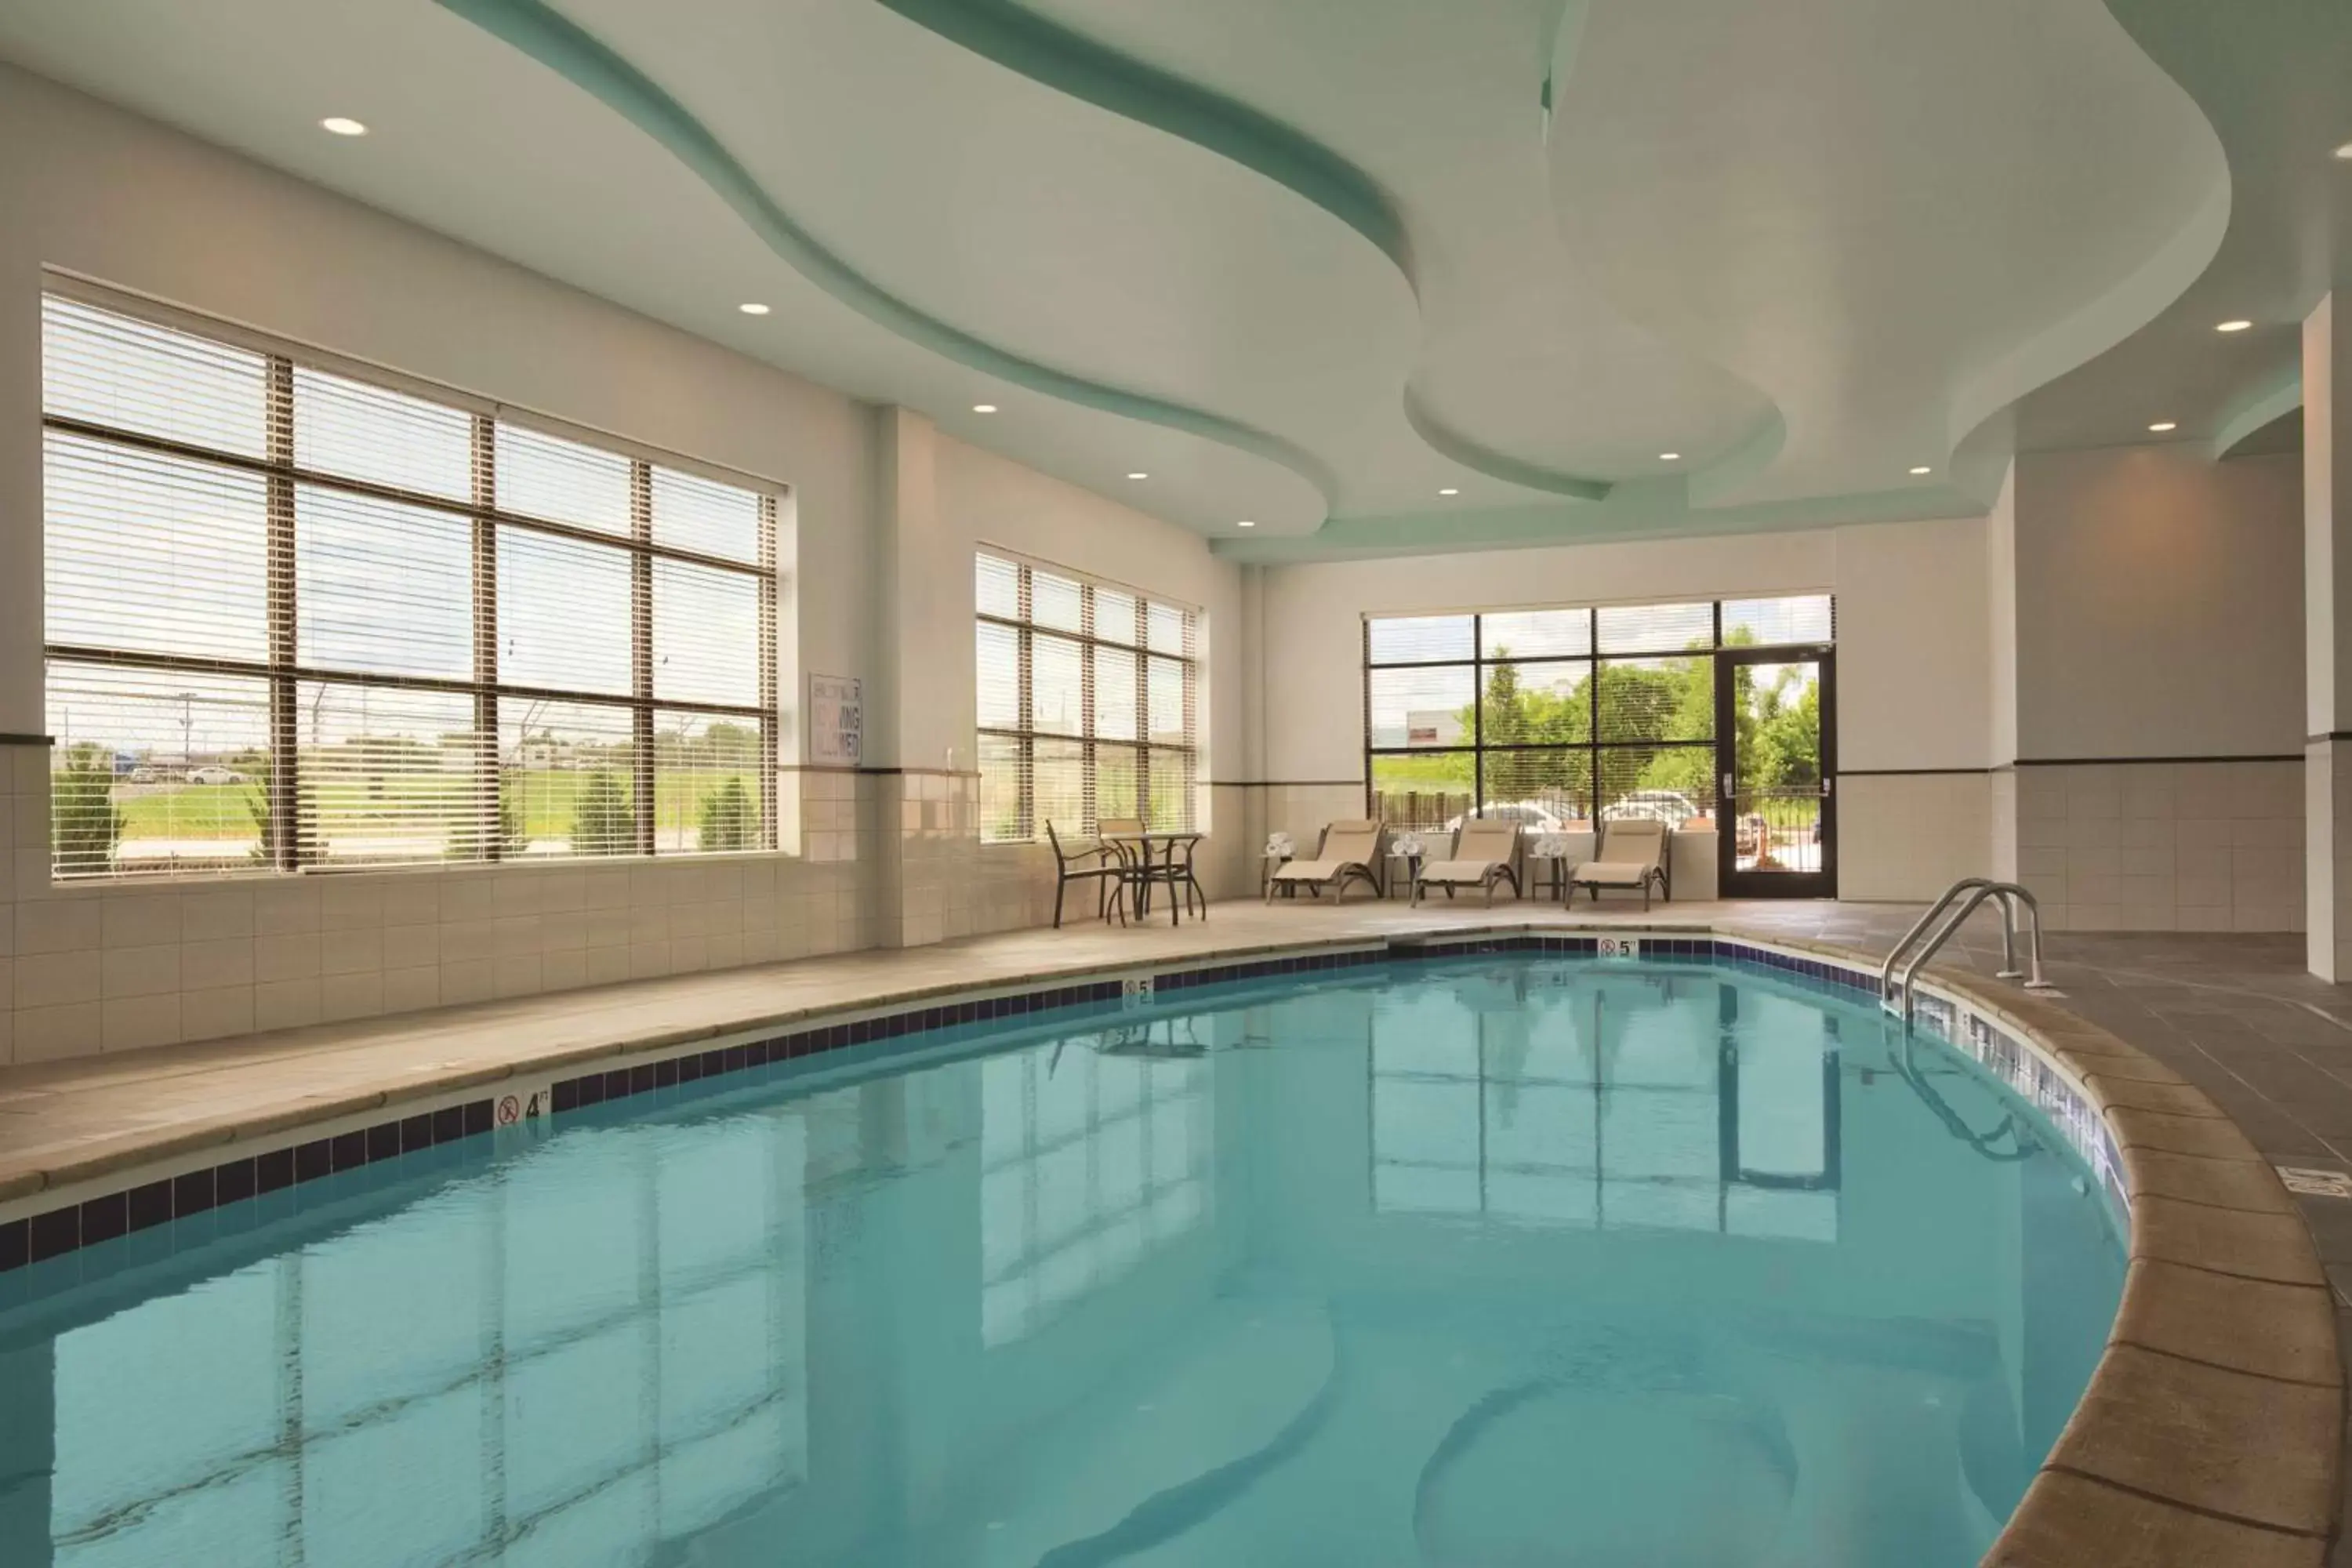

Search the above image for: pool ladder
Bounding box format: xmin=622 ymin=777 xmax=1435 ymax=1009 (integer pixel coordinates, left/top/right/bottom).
xmin=1880 ymin=877 xmax=2054 ymax=1024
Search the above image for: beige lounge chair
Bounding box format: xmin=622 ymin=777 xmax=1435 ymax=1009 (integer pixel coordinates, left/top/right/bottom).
xmin=1267 ymin=819 xmax=1385 ymax=902
xmin=1413 ymin=818 xmax=1522 ymax=906
xmin=1570 ymin=818 xmax=1670 ymax=910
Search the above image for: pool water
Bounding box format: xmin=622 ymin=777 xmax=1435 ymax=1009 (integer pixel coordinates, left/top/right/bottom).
xmin=0 ymin=956 xmax=2125 ymax=1567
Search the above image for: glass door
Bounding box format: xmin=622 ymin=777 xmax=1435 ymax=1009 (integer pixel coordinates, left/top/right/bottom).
xmin=1715 ymin=648 xmax=1835 ymax=898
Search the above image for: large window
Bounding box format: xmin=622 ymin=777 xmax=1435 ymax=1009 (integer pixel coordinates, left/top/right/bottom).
xmin=1363 ymin=594 xmax=1831 ymax=831
xmin=42 ymin=290 xmax=782 ymax=877
xmin=975 ymin=550 xmax=1199 ymax=842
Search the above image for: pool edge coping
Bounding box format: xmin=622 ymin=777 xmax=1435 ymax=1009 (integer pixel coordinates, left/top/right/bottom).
xmin=0 ymin=919 xmax=2339 ymax=1564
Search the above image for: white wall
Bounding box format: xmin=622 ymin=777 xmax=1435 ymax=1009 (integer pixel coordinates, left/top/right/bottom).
xmin=1256 ymin=517 xmax=1994 ymax=899
xmin=936 ymin=432 xmax=1245 ymax=779
xmin=0 ymin=67 xmax=1248 ymax=1060
xmin=2002 ymin=444 xmax=2307 ymax=931
xmin=2013 ymin=445 xmax=2303 ymax=760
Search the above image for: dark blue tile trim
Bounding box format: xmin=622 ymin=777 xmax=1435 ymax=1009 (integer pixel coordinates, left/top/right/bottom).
xmin=0 ymin=929 xmax=2111 ymax=1277
xmin=0 ymin=1087 xmax=499 ymax=1276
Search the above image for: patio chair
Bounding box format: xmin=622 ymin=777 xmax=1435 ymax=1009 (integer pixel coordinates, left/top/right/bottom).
xmin=1413 ymin=818 xmax=1523 ymax=906
xmin=1046 ymin=820 xmax=1127 ymax=928
xmin=1266 ymin=819 xmax=1385 ymax=903
xmin=1570 ymin=818 xmax=1671 ymax=910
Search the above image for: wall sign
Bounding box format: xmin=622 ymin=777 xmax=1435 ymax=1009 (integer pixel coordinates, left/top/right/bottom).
xmin=808 ymin=673 xmax=864 ymax=766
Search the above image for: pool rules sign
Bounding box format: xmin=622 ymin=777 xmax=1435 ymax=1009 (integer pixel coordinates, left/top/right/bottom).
xmin=809 ymin=673 xmax=864 ymax=766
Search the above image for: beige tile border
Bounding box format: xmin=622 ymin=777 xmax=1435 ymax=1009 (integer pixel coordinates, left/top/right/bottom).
xmin=0 ymin=914 xmax=2339 ymax=1562
xmin=1757 ymin=933 xmax=2344 ymax=1565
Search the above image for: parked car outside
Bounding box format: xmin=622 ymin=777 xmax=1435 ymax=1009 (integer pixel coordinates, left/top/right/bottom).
xmin=1442 ymin=801 xmax=1566 ymax=834
xmin=187 ymin=765 xmax=246 ymax=786
xmin=1599 ymin=789 xmax=1702 ymax=829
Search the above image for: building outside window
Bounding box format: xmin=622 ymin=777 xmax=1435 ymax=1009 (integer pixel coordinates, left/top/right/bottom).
xmin=1363 ymin=595 xmax=1832 ymax=834
xmin=40 ymin=288 xmax=785 ymax=878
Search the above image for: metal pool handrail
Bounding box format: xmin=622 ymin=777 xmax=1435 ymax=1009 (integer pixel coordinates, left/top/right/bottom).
xmin=1881 ymin=877 xmax=2053 ymax=1022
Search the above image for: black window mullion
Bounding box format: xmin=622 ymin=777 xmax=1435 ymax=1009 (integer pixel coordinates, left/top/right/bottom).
xmin=757 ymin=495 xmax=779 ymax=850
xmin=1132 ymin=596 xmax=1149 ymax=828
xmin=1080 ymin=584 xmax=1098 ymax=831
xmin=1017 ymin=565 xmax=1035 ymax=840
xmin=472 ymin=416 xmax=501 ymax=864
xmin=630 ymin=461 xmax=655 ymax=856
xmin=1471 ymin=615 xmax=1485 ymax=817
xmin=264 ymin=357 xmax=299 ymax=872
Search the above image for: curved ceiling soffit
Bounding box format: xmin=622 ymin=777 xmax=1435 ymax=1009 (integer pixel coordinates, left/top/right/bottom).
xmin=1941 ymin=159 xmax=2230 ymax=503
xmin=1542 ymin=0 xmax=2223 ymax=516
xmin=2211 ymin=368 xmax=2301 ymax=461
xmin=433 ymin=0 xmax=1341 ymax=507
xmin=1543 ymin=0 xmax=1786 ymax=509
xmin=871 ymin=0 xmax=1613 ymax=505
xmin=1922 ymin=0 xmax=2230 ymax=506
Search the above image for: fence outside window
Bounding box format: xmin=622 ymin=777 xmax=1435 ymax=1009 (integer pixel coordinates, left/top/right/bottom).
xmin=1363 ymin=595 xmax=1832 ymax=833
xmin=41 ymin=288 xmax=783 ymax=878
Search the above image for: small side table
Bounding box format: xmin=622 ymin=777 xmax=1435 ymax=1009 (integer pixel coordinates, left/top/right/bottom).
xmin=1385 ymin=851 xmax=1425 ymax=900
xmin=1527 ymin=853 xmax=1574 ymax=904
xmin=1261 ymin=852 xmax=1293 ymax=899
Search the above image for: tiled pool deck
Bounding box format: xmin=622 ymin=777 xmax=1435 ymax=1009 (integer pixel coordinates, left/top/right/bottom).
xmin=0 ymin=893 xmax=2346 ymax=1565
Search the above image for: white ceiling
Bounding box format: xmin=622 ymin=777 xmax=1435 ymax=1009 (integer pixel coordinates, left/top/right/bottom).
xmin=0 ymin=0 xmax=2343 ymax=561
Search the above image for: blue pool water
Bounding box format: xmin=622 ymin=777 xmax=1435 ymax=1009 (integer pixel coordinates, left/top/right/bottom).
xmin=0 ymin=956 xmax=2125 ymax=1567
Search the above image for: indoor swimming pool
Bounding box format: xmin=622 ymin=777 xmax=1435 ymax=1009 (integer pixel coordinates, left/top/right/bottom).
xmin=0 ymin=949 xmax=2126 ymax=1567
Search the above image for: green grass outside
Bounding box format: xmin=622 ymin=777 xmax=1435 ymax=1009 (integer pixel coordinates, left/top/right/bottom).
xmin=107 ymin=771 xmax=758 ymax=844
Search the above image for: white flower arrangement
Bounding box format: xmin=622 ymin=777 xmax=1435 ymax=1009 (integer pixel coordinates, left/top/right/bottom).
xmin=1265 ymin=831 xmax=1295 ymax=858
xmin=1392 ymin=833 xmax=1426 ymax=859
xmin=1530 ymin=833 xmax=1573 ymax=859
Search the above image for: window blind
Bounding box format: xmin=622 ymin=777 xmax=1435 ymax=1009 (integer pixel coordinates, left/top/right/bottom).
xmin=40 ymin=289 xmax=784 ymax=878
xmin=975 ymin=550 xmax=1200 ymax=843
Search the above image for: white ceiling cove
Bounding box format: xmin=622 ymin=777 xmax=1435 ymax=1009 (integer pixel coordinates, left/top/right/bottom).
xmin=0 ymin=0 xmax=2345 ymax=561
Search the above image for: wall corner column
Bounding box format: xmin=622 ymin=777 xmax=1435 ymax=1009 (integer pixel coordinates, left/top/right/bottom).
xmin=866 ymin=406 xmax=975 ymax=949
xmin=2306 ymin=296 xmax=2352 ymax=978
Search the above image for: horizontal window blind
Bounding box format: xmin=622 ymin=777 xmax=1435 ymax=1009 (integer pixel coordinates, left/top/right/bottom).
xmin=40 ymin=289 xmax=785 ymax=878
xmin=975 ymin=550 xmax=1200 ymax=844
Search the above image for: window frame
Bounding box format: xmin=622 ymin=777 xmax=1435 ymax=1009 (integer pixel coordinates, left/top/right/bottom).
xmin=1361 ymin=595 xmax=1833 ymax=826
xmin=975 ymin=550 xmax=1200 ymax=843
xmin=40 ymin=279 xmax=786 ymax=877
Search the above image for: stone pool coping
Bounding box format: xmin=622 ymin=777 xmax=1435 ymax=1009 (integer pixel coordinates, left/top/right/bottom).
xmin=0 ymin=916 xmax=2338 ymax=1565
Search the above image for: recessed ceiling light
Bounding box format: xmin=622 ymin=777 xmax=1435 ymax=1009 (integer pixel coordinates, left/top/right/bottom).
xmin=2148 ymin=420 xmax=2178 ymax=433
xmin=1236 ymin=519 xmax=1256 ymax=528
xmin=320 ymin=117 xmax=368 ymax=136
xmin=1439 ymin=487 xmax=1460 ymax=496
xmin=971 ymin=403 xmax=997 ymax=414
xmin=2216 ymin=319 xmax=2253 ymax=333
xmin=1127 ymin=472 xmax=1149 ymax=481
xmin=1908 ymin=466 xmax=1933 ymax=476
xmin=738 ymin=302 xmax=770 ymax=316
xmin=1658 ymin=452 xmax=1681 ymax=462
xmin=2334 ymin=142 xmax=2352 ymax=162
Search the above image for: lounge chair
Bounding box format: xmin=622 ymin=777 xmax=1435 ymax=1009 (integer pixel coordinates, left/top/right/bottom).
xmin=1413 ymin=818 xmax=1522 ymax=906
xmin=1570 ymin=818 xmax=1671 ymax=910
xmin=1266 ymin=819 xmax=1385 ymax=902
